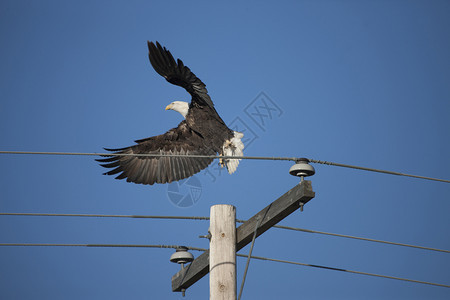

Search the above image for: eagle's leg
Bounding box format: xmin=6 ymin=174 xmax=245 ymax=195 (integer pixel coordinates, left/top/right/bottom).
xmin=219 ymin=153 xmax=225 ymax=168
xmin=220 ymin=140 xmax=233 ymax=168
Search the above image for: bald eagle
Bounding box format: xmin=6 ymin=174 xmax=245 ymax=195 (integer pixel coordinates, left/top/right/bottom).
xmin=97 ymin=41 xmax=244 ymax=185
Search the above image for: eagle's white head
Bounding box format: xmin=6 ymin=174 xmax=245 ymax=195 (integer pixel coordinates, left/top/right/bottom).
xmin=165 ymin=101 xmax=189 ymax=118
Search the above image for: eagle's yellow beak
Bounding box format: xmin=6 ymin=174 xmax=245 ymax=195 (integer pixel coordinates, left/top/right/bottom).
xmin=165 ymin=104 xmax=172 ymax=110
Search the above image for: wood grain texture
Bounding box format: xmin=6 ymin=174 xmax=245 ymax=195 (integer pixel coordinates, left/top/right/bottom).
xmin=210 ymin=205 xmax=236 ymax=300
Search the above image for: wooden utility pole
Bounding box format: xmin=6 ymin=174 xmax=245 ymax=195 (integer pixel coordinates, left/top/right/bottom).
xmin=209 ymin=205 xmax=236 ymax=300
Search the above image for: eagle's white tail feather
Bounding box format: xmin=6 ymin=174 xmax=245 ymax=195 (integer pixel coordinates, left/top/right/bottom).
xmin=223 ymin=131 xmax=244 ymax=174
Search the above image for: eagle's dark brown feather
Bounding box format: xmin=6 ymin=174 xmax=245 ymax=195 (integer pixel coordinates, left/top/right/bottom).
xmin=97 ymin=121 xmax=217 ymax=185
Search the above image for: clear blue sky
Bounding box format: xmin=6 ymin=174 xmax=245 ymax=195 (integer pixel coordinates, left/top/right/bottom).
xmin=1 ymin=1 xmax=449 ymax=299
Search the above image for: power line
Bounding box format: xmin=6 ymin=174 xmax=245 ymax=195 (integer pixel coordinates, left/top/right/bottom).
xmin=238 ymin=217 xmax=262 ymax=300
xmin=309 ymin=159 xmax=450 ymax=183
xmin=0 ymin=243 xmax=185 ymax=249
xmin=1 ymin=150 xmax=449 ymax=183
xmin=239 ymin=253 xmax=450 ymax=289
xmin=0 ymin=243 xmax=448 ymax=289
xmin=268 ymin=223 xmax=450 ymax=254
xmin=2 ymin=213 xmax=448 ymax=254
xmin=0 ymin=212 xmax=209 ymax=221
xmin=0 ymin=150 xmax=297 ymax=161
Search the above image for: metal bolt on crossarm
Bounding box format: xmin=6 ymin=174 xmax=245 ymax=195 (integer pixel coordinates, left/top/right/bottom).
xmin=199 ymin=232 xmax=212 ymax=240
xmin=170 ymin=246 xmax=194 ymax=297
xmin=289 ymin=158 xmax=315 ymax=211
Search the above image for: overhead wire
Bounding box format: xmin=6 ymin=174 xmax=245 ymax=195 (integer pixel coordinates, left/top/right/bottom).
xmin=238 ymin=253 xmax=450 ymax=289
xmin=309 ymin=158 xmax=450 ymax=183
xmin=238 ymin=217 xmax=262 ymax=300
xmin=1 ymin=213 xmax=449 ymax=254
xmin=0 ymin=150 xmax=297 ymax=161
xmin=0 ymin=243 xmax=448 ymax=289
xmin=0 ymin=150 xmax=449 ymax=183
xmin=0 ymin=212 xmax=209 ymax=221
xmin=267 ymin=223 xmax=450 ymax=254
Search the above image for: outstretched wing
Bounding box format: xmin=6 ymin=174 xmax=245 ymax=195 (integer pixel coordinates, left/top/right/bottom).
xmin=96 ymin=122 xmax=215 ymax=185
xmin=148 ymin=41 xmax=214 ymax=109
